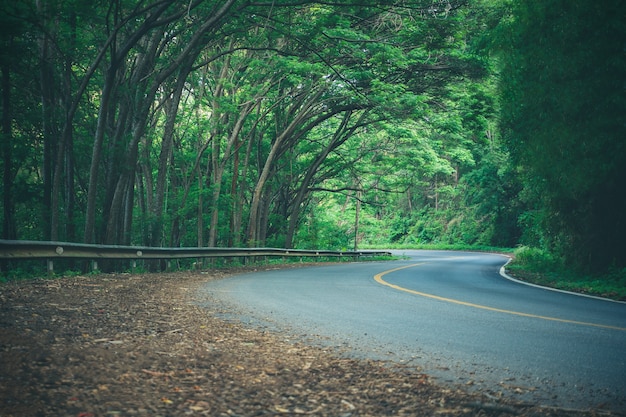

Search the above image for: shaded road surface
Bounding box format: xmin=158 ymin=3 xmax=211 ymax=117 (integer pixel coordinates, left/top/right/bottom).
xmin=202 ymin=250 xmax=626 ymax=411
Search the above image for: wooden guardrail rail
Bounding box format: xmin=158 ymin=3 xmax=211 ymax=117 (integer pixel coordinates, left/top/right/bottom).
xmin=0 ymin=239 xmax=391 ymax=273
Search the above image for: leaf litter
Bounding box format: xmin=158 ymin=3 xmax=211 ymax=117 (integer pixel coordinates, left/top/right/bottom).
xmin=0 ymin=267 xmax=621 ymax=416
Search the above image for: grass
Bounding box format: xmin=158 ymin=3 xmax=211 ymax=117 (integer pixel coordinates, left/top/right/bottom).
xmin=505 ymin=246 xmax=626 ymax=301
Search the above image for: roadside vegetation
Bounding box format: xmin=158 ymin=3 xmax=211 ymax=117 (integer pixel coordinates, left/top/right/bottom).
xmin=506 ymin=247 xmax=626 ymax=302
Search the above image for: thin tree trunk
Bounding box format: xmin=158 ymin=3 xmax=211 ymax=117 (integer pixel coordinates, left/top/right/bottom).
xmin=101 ymin=99 xmax=130 ymax=241
xmin=105 ymin=134 xmax=139 ymax=245
xmin=206 ymin=57 xmax=230 ymax=247
xmin=150 ymin=67 xmax=190 ymax=247
xmin=122 ymin=171 xmax=135 ymax=245
xmin=102 ymin=107 xmax=139 ymax=266
xmin=51 ymin=9 xmax=77 ymax=242
xmin=354 ymin=189 xmax=361 ymax=251
xmin=231 ymin=127 xmax=256 ymax=247
xmin=208 ymin=103 xmax=253 ymax=247
xmin=1 ymin=62 xmax=15 ymax=240
xmin=228 ymin=136 xmax=240 ymax=247
xmin=83 ymin=67 xmax=116 ymax=244
xmin=168 ymin=146 xmax=181 ymax=247
xmin=40 ymin=31 xmax=55 ymax=241
xmin=197 ymin=167 xmax=204 ymax=247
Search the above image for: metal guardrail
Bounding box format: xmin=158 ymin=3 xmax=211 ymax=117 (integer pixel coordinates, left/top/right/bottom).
xmin=0 ymin=239 xmax=390 ymax=259
xmin=0 ymin=240 xmax=391 ymax=270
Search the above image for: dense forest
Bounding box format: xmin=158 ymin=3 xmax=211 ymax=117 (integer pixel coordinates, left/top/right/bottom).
xmin=1 ymin=0 xmax=624 ymax=275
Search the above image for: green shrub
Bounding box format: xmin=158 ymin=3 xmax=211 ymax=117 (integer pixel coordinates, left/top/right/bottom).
xmin=510 ymin=246 xmax=563 ymax=272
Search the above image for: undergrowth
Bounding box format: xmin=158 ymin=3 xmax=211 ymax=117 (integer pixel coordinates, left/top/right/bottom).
xmin=506 ymin=246 xmax=626 ymax=301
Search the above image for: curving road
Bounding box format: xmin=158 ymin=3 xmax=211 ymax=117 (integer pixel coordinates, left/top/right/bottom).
xmin=202 ymin=250 xmax=626 ymax=411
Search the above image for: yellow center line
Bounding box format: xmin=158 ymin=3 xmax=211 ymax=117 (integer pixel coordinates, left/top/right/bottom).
xmin=374 ymin=263 xmax=626 ymax=332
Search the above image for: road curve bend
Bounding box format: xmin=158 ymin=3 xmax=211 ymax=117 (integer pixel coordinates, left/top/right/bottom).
xmin=202 ymin=250 xmax=626 ymax=411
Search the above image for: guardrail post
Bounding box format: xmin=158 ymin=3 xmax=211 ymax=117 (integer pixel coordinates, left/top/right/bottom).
xmin=47 ymin=259 xmax=54 ymax=275
xmin=92 ymin=260 xmax=99 ymax=273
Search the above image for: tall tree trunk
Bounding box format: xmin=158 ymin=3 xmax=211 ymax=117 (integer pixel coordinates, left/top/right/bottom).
xmin=258 ymin=191 xmax=272 ymax=246
xmin=149 ymin=67 xmax=190 ymax=247
xmin=136 ymin=170 xmax=148 ymax=244
xmin=51 ymin=9 xmax=76 ymax=242
xmin=40 ymin=32 xmax=55 ymax=241
xmin=354 ymin=189 xmax=361 ymax=251
xmin=105 ymin=134 xmax=139 ymax=245
xmin=1 ymin=62 xmax=15 ymax=240
xmin=228 ymin=136 xmax=240 ymax=247
xmin=112 ymin=106 xmax=152 ymax=246
xmin=140 ymin=133 xmax=154 ymax=245
xmin=83 ymin=66 xmax=116 ymax=244
xmin=206 ymin=57 xmax=229 ymax=247
xmin=168 ymin=146 xmax=181 ymax=247
xmin=101 ymin=98 xmax=130 ymax=242
xmin=208 ymin=104 xmax=253 ymax=247
xmin=231 ymin=127 xmax=256 ymax=247
xmin=197 ymin=168 xmax=204 ymax=247
xmin=122 ymin=171 xmax=135 ymax=245
xmin=63 ymin=123 xmax=75 ymax=241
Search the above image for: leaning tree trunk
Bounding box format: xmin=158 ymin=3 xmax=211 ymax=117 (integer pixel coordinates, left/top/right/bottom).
xmin=247 ymin=92 xmax=322 ymax=245
xmin=284 ymin=110 xmax=359 ymax=248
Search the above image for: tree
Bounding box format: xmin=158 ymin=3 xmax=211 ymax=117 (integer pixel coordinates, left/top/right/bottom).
xmin=0 ymin=0 xmax=24 ymax=240
xmin=1 ymin=0 xmax=515 ymax=259
xmin=498 ymin=0 xmax=626 ymax=272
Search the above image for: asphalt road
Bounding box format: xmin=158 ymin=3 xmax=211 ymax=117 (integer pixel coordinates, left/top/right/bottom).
xmin=202 ymin=250 xmax=626 ymax=411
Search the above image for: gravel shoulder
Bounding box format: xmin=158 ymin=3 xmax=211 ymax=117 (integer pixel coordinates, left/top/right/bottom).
xmin=0 ymin=267 xmax=620 ymax=416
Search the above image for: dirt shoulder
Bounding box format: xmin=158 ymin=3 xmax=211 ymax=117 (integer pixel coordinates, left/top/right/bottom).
xmin=0 ymin=268 xmax=618 ymax=416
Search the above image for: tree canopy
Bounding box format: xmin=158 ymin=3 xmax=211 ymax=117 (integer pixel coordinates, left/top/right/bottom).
xmin=1 ymin=0 xmax=624 ymax=274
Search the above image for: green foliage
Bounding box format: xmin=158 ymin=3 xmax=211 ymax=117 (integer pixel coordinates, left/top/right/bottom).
xmin=497 ymin=0 xmax=626 ymax=273
xmin=4 ymin=0 xmax=621 ymax=294
xmin=363 ymin=242 xmax=514 ymax=254
xmin=2 ymin=0 xmax=492 ymax=251
xmin=509 ymin=246 xmax=563 ymax=273
xmin=507 ymin=247 xmax=626 ymax=301
xmin=293 ymin=199 xmax=353 ymax=250
xmin=0 ymin=262 xmax=46 ymax=282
